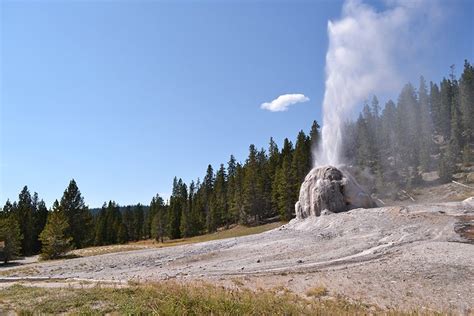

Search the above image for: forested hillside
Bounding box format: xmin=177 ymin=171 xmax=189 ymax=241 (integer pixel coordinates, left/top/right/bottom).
xmin=342 ymin=61 xmax=474 ymax=192
xmin=1 ymin=61 xmax=472 ymax=259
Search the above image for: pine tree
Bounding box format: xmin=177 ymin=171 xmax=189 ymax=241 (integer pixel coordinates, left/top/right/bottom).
xmin=123 ymin=206 xmax=135 ymax=241
xmin=0 ymin=200 xmax=14 ymax=219
xmin=226 ymin=156 xmax=237 ymax=223
xmin=16 ymin=186 xmax=34 ymax=256
xmin=257 ymin=148 xmax=272 ymax=219
xmin=309 ymin=120 xmax=321 ymax=163
xmin=355 ymin=113 xmax=371 ymax=168
xmin=230 ymin=163 xmax=245 ymax=224
xmin=439 ymin=78 xmax=453 ymax=140
xmin=449 ymin=74 xmax=462 ymax=163
xmin=33 ymin=199 xmax=49 ymax=254
xmin=460 ymin=61 xmax=474 ymax=166
xmin=438 ymin=149 xmax=453 ymax=183
xmin=94 ymin=202 xmax=107 ymax=245
xmin=242 ymin=145 xmax=260 ymax=225
xmin=60 ymin=179 xmax=93 ymax=248
xmin=0 ymin=215 xmax=22 ymax=263
xmin=180 ymin=180 xmax=193 ymax=237
xmin=39 ymin=206 xmax=72 ymax=260
xmin=267 ymin=139 xmax=280 ymax=217
xmin=380 ymin=100 xmax=399 ymax=172
xmin=274 ymin=139 xmax=295 ymax=221
xmin=292 ymin=131 xmax=311 ymax=189
xmin=117 ymin=223 xmax=128 ymax=244
xmin=213 ymin=164 xmax=228 ymax=229
xmin=276 ymin=157 xmax=295 ymax=221
xmin=396 ymin=83 xmax=420 ymax=183
xmin=168 ymin=178 xmax=184 ymax=239
xmin=418 ymin=76 xmax=433 ymax=171
xmin=151 ymin=194 xmax=166 ymax=242
xmin=203 ymin=165 xmax=214 ymax=231
xmin=134 ymin=204 xmax=144 ymax=240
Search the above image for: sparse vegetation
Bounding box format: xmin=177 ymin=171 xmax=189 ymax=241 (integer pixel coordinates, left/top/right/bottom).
xmin=0 ymin=282 xmax=403 ymax=315
xmin=71 ymin=222 xmax=283 ymax=257
xmin=0 ymin=266 xmax=39 ymax=277
xmin=306 ymin=285 xmax=328 ymax=298
xmin=0 ymin=216 xmax=22 ymax=264
xmin=39 ymin=201 xmax=72 ymax=260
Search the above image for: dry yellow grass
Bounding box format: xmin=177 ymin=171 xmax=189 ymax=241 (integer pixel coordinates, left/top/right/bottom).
xmin=0 ymin=266 xmax=39 ymax=277
xmin=306 ymin=285 xmax=328 ymax=298
xmin=0 ymin=282 xmax=413 ymax=315
xmin=71 ymin=222 xmax=284 ymax=258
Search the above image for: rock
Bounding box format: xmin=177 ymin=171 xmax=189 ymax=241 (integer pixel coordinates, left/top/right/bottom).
xmin=295 ymin=166 xmax=376 ymax=220
xmin=467 ymin=173 xmax=474 ymax=184
xmin=321 ymin=209 xmax=334 ymax=216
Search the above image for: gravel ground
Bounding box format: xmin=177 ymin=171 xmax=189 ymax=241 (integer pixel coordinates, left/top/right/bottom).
xmin=1 ymin=199 xmax=473 ymax=314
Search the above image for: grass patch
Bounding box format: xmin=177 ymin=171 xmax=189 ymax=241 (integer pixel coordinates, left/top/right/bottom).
xmin=0 ymin=266 xmax=39 ymax=277
xmin=0 ymin=282 xmax=409 ymax=315
xmin=306 ymin=285 xmax=328 ymax=298
xmin=142 ymin=222 xmax=284 ymax=248
xmin=71 ymin=222 xmax=284 ymax=258
xmin=70 ymin=245 xmax=149 ymax=257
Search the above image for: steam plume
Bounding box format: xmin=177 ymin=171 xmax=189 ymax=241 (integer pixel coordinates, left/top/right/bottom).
xmin=315 ymin=0 xmax=440 ymax=167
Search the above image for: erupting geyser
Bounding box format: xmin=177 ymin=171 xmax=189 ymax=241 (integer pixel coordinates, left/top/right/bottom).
xmin=295 ymin=0 xmax=437 ymax=219
xmin=295 ymin=166 xmax=376 ymax=220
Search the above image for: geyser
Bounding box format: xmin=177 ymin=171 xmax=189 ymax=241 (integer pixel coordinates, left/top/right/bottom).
xmin=295 ymin=166 xmax=376 ymax=220
xmin=314 ymin=0 xmax=440 ymax=167
xmin=296 ymin=0 xmax=440 ymax=218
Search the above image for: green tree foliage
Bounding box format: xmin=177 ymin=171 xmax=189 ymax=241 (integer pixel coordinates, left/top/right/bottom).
xmin=273 ymin=139 xmax=296 ymax=221
xmin=341 ymin=62 xmax=473 ymax=190
xmin=203 ymin=165 xmax=214 ymax=231
xmin=94 ymin=201 xmax=124 ymax=245
xmin=16 ymin=186 xmax=34 ymax=256
xmin=459 ymin=61 xmax=474 ymax=166
xmin=168 ymin=178 xmax=185 ymax=239
xmin=60 ymin=180 xmax=93 ymax=248
xmin=418 ymin=76 xmax=433 ymax=171
xmin=134 ymin=204 xmax=145 ymax=240
xmin=151 ymin=194 xmax=166 ymax=242
xmin=122 ymin=206 xmax=135 ymax=241
xmin=212 ymin=164 xmax=228 ymax=229
xmin=292 ymin=131 xmax=311 ymax=191
xmin=0 ymin=216 xmax=22 ymax=263
xmin=242 ymin=145 xmax=261 ymax=224
xmin=39 ymin=202 xmax=72 ymax=260
xmin=5 ymin=61 xmax=472 ymax=247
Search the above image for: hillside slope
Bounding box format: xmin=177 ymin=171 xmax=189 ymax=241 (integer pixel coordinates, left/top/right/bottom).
xmin=2 ymin=199 xmax=473 ymax=313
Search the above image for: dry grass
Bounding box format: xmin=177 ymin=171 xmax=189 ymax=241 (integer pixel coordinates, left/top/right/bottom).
xmin=0 ymin=282 xmax=417 ymax=315
xmin=0 ymin=266 xmax=39 ymax=277
xmin=71 ymin=222 xmax=284 ymax=258
xmin=306 ymin=285 xmax=328 ymax=298
xmin=70 ymin=245 xmax=149 ymax=257
xmin=139 ymin=222 xmax=284 ymax=247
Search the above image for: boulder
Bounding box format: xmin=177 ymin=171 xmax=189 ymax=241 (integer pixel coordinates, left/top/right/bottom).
xmin=295 ymin=166 xmax=376 ymax=220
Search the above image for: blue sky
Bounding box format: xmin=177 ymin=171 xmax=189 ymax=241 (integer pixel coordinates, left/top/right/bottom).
xmin=1 ymin=0 xmax=473 ymax=208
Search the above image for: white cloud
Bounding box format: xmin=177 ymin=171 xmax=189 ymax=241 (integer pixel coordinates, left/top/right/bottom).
xmin=261 ymin=94 xmax=310 ymax=112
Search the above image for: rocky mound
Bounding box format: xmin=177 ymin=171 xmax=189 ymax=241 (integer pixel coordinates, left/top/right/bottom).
xmin=295 ymin=166 xmax=376 ymax=219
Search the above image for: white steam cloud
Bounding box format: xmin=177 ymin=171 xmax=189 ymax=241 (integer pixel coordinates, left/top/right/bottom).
xmin=315 ymin=0 xmax=441 ymax=167
xmin=261 ymin=94 xmax=310 ymax=112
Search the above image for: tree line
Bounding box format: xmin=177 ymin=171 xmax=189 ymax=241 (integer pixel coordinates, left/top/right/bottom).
xmin=342 ymin=60 xmax=473 ymax=194
xmin=1 ymin=60 xmax=472 ymax=261
xmin=0 ymin=120 xmax=319 ymax=261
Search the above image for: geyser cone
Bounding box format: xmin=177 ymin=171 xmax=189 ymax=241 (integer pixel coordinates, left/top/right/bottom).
xmin=295 ymin=166 xmax=376 ymax=220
